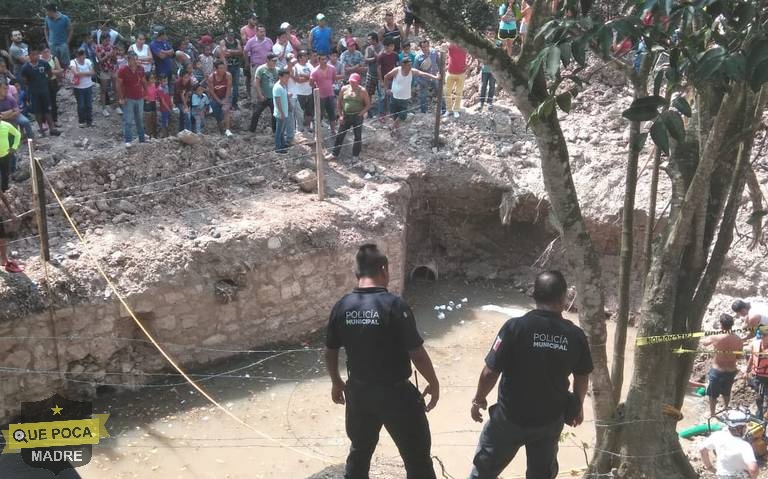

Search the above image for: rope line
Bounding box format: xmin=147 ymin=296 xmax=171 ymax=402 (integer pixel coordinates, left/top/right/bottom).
xmin=38 ymin=155 xmax=332 ymax=464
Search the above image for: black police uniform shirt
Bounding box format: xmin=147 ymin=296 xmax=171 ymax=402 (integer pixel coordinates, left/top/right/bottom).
xmin=326 ymin=287 xmax=423 ymax=385
xmin=485 ymin=309 xmax=594 ymax=426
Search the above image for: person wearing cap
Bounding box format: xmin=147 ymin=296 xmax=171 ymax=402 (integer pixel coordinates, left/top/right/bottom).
xmin=244 ymin=25 xmax=274 ymax=102
xmin=93 ymin=22 xmax=125 ymax=48
xmin=700 ymin=413 xmax=758 ymax=479
xmin=116 ymin=51 xmax=147 ymax=147
xmin=339 ymin=38 xmax=366 ymax=83
xmin=241 ymin=13 xmax=260 ymax=101
xmin=280 ymin=22 xmax=302 ymax=51
xmin=309 ymin=14 xmax=334 ymax=56
xmin=733 ymin=300 xmax=768 ymax=339
xmin=331 ymin=72 xmax=370 ymax=162
xmin=384 ymin=57 xmax=437 ymax=136
xmin=216 ymin=30 xmax=243 ymax=110
xmin=44 ymin=4 xmax=73 ymax=66
xmin=272 ymin=30 xmax=294 ymax=70
xmin=337 ymin=27 xmax=355 ymax=54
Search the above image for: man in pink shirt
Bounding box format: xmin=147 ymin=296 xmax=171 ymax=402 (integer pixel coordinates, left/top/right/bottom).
xmin=310 ymin=53 xmax=343 ymax=135
xmin=244 ymin=25 xmax=274 ymax=101
xmin=444 ymin=43 xmax=469 ymax=118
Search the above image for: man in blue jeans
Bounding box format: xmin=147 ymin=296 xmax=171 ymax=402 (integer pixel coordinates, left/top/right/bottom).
xmin=116 ymin=52 xmax=146 ymax=147
xmin=469 ymin=271 xmax=593 ymax=479
xmin=44 ymin=4 xmax=73 ymax=66
xmin=272 ymin=69 xmax=290 ymax=153
xmin=414 ymin=40 xmax=444 ymax=114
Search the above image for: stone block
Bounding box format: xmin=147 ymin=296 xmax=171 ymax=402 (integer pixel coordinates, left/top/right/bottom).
xmin=271 ymin=264 xmax=293 ymax=283
xmin=280 ymin=281 xmax=302 ymax=299
xmin=181 ymin=316 xmax=197 ymax=329
xmin=256 ymin=285 xmax=280 ymax=303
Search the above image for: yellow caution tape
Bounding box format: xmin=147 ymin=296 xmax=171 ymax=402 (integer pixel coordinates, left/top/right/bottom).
xmin=636 ymin=326 xmax=763 ymax=346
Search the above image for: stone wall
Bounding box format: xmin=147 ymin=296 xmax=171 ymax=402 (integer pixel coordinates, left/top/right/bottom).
xmin=0 ymin=230 xmax=405 ymax=422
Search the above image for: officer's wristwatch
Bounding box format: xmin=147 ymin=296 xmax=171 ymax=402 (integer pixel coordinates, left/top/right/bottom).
xmin=471 ymin=398 xmax=487 ymax=408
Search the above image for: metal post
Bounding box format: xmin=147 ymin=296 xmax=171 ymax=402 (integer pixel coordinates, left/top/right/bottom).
xmin=433 ymin=52 xmax=445 ymax=149
xmin=28 ymin=139 xmax=50 ymax=262
xmin=313 ymin=88 xmax=325 ymax=201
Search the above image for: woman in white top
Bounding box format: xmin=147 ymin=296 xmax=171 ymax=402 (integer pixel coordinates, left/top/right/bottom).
xmin=129 ymin=33 xmax=153 ymax=73
xmin=69 ymin=48 xmax=96 ymax=126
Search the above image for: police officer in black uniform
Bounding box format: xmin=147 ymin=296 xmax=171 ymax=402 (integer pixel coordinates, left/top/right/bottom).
xmin=325 ymin=243 xmax=439 ymax=479
xmin=468 ymin=270 xmax=593 ymax=479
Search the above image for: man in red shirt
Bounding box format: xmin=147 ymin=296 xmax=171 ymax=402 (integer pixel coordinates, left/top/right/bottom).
xmin=444 ymin=43 xmax=469 ymax=119
xmin=376 ymin=38 xmax=399 ymax=120
xmin=116 ymin=51 xmax=147 ymax=147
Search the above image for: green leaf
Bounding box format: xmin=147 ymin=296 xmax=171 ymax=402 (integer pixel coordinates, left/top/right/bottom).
xmin=695 ymin=47 xmax=726 ymax=82
xmin=631 ymin=95 xmax=669 ymax=110
xmin=750 ymin=59 xmax=768 ymax=93
xmin=650 ymin=120 xmax=669 ymax=155
xmin=747 ymin=210 xmax=768 ymax=226
xmin=622 ymin=106 xmax=660 ymax=122
xmin=526 ymin=111 xmax=540 ymax=128
xmin=662 ymin=111 xmax=685 ymax=141
xmin=746 ymin=36 xmax=768 ymax=76
xmin=672 ymin=96 xmax=692 ymax=117
xmin=528 ymin=48 xmax=548 ymax=91
xmin=572 ymin=38 xmax=587 ymax=66
xmin=724 ymin=54 xmax=746 ymax=81
xmin=546 ymin=46 xmax=562 ymax=79
xmin=556 ymin=92 xmax=573 ymax=113
xmin=597 ymin=26 xmax=613 ymax=57
xmin=538 ymin=98 xmax=555 ymax=118
xmin=732 ymin=2 xmax=756 ymax=30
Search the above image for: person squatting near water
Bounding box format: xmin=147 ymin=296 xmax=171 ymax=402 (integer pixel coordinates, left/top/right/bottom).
xmin=325 ymin=244 xmax=440 ymax=479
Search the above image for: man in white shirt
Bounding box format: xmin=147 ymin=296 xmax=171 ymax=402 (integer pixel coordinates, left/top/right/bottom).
xmin=700 ymin=417 xmax=759 ymax=479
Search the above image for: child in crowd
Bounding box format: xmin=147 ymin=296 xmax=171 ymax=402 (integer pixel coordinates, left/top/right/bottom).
xmin=190 ymin=83 xmax=209 ymax=134
xmin=157 ymin=75 xmax=172 ymax=137
xmin=400 ymin=42 xmax=415 ymax=64
xmin=144 ymin=71 xmax=158 ymax=139
xmin=199 ymin=45 xmax=215 ymax=78
xmin=192 ymin=59 xmax=206 ymax=86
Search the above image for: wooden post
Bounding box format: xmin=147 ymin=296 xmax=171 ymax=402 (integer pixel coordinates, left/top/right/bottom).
xmin=313 ymin=88 xmax=325 ymax=201
xmin=28 ymin=139 xmax=50 ymax=262
xmin=433 ymin=52 xmax=445 ymax=149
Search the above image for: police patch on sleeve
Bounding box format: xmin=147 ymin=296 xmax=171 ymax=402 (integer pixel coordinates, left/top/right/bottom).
xmin=492 ymin=336 xmax=502 ymax=352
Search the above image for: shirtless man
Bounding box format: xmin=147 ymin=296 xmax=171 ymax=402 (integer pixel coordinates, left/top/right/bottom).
xmin=701 ymin=314 xmax=743 ymax=416
xmin=733 ymin=299 xmax=768 ymax=339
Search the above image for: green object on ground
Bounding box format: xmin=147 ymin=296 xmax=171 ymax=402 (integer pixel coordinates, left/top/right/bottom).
xmin=679 ymin=422 xmax=722 ymax=439
xmin=696 ymin=386 xmax=706 ymax=396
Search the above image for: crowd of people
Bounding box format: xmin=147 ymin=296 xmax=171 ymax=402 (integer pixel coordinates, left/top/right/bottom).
xmin=0 ymin=0 xmax=538 ymax=272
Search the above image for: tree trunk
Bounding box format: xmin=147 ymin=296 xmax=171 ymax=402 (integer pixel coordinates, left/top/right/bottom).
xmin=642 ymin=147 xmax=662 ymax=277
xmin=411 ymin=0 xmax=617 ymax=434
xmin=610 ymin=117 xmax=641 ymax=404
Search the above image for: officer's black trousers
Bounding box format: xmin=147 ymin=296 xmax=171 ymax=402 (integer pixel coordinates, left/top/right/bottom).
xmin=344 ymin=379 xmax=436 ymax=479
